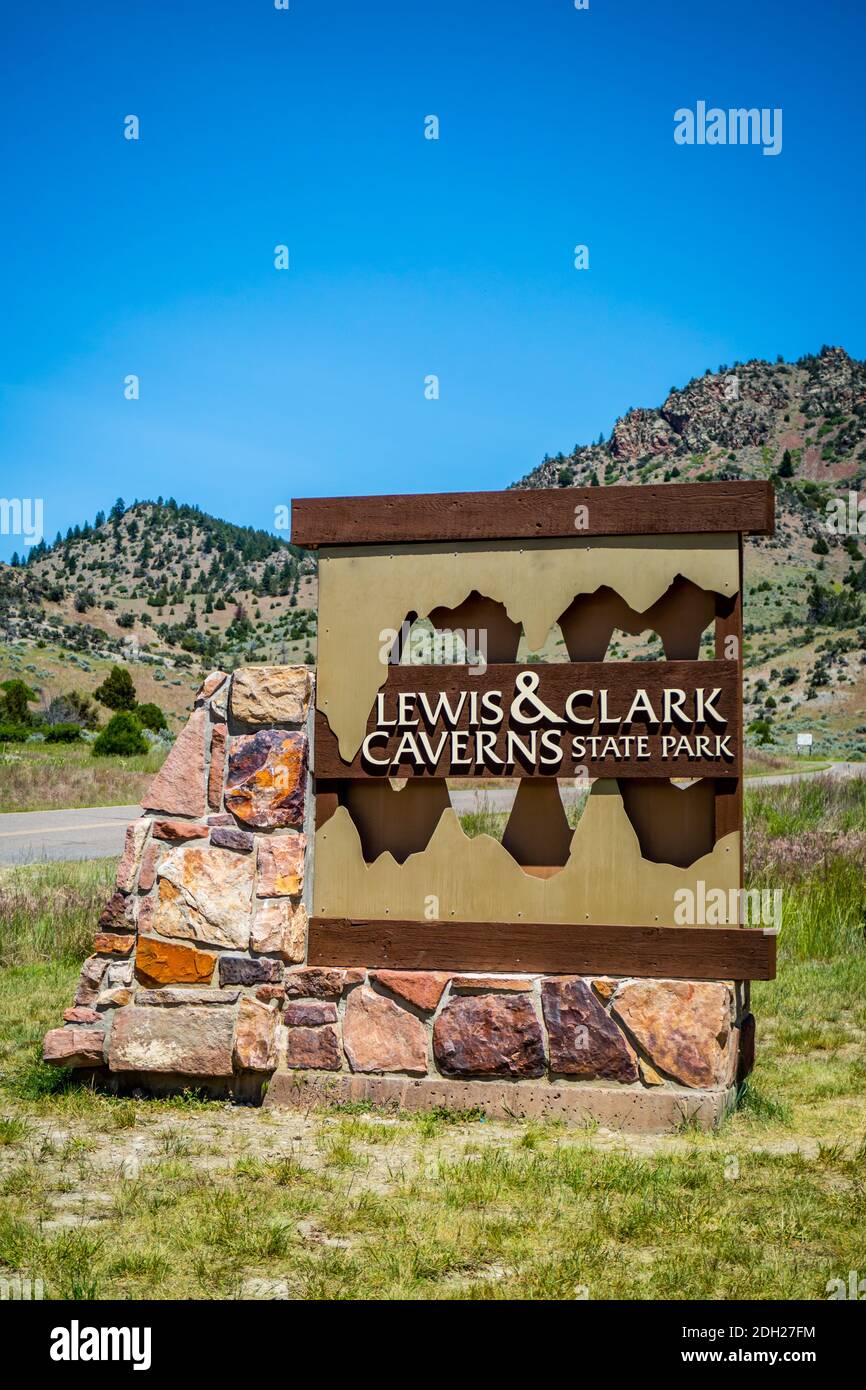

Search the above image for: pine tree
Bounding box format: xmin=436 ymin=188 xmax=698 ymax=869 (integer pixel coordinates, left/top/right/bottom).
xmin=93 ymin=665 xmax=137 ymax=711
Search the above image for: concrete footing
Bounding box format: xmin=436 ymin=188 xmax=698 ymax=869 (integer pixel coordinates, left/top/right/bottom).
xmin=265 ymin=1071 xmax=737 ymax=1133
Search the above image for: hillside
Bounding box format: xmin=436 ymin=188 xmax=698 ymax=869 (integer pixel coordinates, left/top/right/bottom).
xmin=516 ymin=345 xmax=866 ymax=762
xmin=0 ymin=501 xmax=316 ymax=730
xmin=1 ymin=346 xmax=864 ymax=758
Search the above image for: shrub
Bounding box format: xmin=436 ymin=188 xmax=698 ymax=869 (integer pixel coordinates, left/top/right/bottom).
xmin=46 ymin=691 xmax=99 ymax=729
xmin=92 ymin=711 xmax=148 ymax=757
xmin=0 ymin=679 xmax=38 ymax=724
xmin=44 ymin=723 xmax=82 ymax=743
xmin=93 ymin=665 xmax=137 ymax=711
xmin=0 ymin=724 xmax=31 ymax=743
xmin=136 ymin=701 xmax=167 ymax=732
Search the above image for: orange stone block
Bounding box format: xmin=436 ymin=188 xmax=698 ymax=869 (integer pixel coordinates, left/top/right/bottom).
xmin=135 ymin=935 xmax=216 ymax=987
xmin=93 ymin=932 xmax=135 ymax=956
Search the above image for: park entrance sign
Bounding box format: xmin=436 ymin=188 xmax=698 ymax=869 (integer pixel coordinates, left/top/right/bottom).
xmin=42 ymin=480 xmax=776 ymax=1132
xmin=294 ymin=480 xmax=776 ymax=995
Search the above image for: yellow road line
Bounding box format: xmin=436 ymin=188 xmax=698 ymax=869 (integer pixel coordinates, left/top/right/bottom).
xmin=0 ymin=820 xmax=128 ymax=839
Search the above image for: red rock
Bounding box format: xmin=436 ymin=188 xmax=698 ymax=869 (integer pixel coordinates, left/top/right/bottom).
xmin=97 ymin=891 xmax=135 ymax=934
xmin=283 ymin=1001 xmax=337 ymax=1027
xmin=225 ymin=730 xmax=308 ymax=829
xmin=450 ymin=975 xmax=531 ymax=993
xmin=63 ymin=1007 xmax=100 ymax=1024
xmin=284 ymin=968 xmax=364 ymax=1000
xmin=255 ymin=984 xmax=286 ymax=1005
xmin=219 ymin=955 xmax=282 ymax=986
xmin=142 ymin=706 xmax=207 ymax=818
xmin=108 ymin=1005 xmax=234 ymax=1076
xmin=116 ymin=820 xmax=150 ymax=892
xmin=208 ymin=723 xmax=228 ymax=811
xmin=370 ymin=971 xmax=449 ymax=1012
xmin=43 ymin=1026 xmax=105 ymax=1067
xmin=342 ymin=986 xmax=427 ymax=1075
xmin=207 ymin=812 xmax=233 ymax=826
xmin=285 ymin=1025 xmax=342 ymax=1070
xmin=541 ymin=978 xmax=638 ymax=1082
xmin=196 ymin=670 xmax=227 ymax=703
xmin=137 ymin=895 xmax=155 ymax=933
xmin=433 ymin=995 xmax=545 ymax=1078
xmin=256 ymin=835 xmax=305 ymax=896
xmin=234 ymin=997 xmax=279 ymax=1071
xmin=612 ymin=981 xmax=733 ymax=1089
xmin=210 ymin=825 xmax=254 ymax=853
xmin=152 ymin=819 xmax=208 ymax=842
xmin=135 ymin=936 xmax=216 ymax=987
xmin=93 ymin=932 xmax=135 ymax=956
xmin=137 ymin=841 xmax=161 ymax=894
xmin=75 ymin=955 xmax=109 ymax=1005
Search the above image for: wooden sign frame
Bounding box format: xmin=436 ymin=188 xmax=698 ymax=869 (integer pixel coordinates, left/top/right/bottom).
xmin=294 ymin=481 xmax=775 ymax=981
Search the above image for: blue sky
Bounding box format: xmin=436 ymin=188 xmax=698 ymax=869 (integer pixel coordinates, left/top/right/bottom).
xmin=1 ymin=0 xmax=864 ymax=558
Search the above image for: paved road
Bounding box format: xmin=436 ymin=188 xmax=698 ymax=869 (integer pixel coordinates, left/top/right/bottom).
xmin=745 ymin=760 xmax=866 ymax=788
xmin=0 ymin=804 xmax=141 ymax=866
xmin=0 ymin=762 xmax=862 ymax=864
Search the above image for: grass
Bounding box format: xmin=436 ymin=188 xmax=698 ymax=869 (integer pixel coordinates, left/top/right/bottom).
xmin=0 ymin=779 xmax=863 ymax=1299
xmin=744 ymin=756 xmax=831 ymax=778
xmin=0 ymin=740 xmax=166 ymax=813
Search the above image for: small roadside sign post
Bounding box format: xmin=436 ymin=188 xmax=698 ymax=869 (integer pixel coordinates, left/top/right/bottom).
xmin=797 ymin=732 xmax=813 ymax=757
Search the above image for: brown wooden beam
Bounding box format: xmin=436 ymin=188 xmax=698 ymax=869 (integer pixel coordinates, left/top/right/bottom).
xmin=291 ymin=481 xmax=775 ymax=547
xmin=308 ymin=918 xmax=777 ymax=980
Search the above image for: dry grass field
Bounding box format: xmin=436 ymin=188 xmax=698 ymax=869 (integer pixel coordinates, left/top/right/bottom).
xmin=0 ymin=778 xmax=863 ymax=1299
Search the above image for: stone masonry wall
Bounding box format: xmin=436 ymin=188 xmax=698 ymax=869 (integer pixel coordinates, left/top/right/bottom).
xmin=43 ymin=666 xmax=753 ymax=1125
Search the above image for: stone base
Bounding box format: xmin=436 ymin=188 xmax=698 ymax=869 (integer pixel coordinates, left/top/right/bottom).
xmin=40 ymin=666 xmax=756 ymax=1135
xmin=265 ymin=1071 xmax=737 ymax=1133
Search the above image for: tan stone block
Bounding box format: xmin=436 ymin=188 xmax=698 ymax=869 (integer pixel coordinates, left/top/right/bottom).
xmin=109 ymin=1005 xmax=234 ymax=1076
xmin=251 ymin=900 xmax=307 ymax=962
xmin=96 ymin=988 xmax=134 ymax=1010
xmin=116 ymin=819 xmax=150 ymax=892
xmin=343 ymin=986 xmax=427 ymax=1075
xmin=450 ymin=975 xmax=531 ymax=993
xmin=230 ymin=666 xmax=311 ymax=727
xmin=234 ymin=997 xmax=279 ymax=1072
xmin=256 ymin=834 xmax=305 ymax=896
xmin=152 ymin=844 xmax=254 ymax=949
xmin=612 ymin=981 xmax=734 ymax=1089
